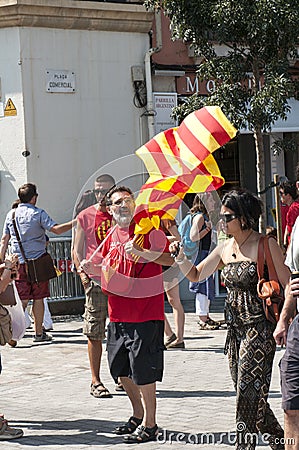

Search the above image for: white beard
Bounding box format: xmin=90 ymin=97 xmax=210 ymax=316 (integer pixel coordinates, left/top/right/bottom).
xmin=113 ymin=210 xmax=132 ymax=228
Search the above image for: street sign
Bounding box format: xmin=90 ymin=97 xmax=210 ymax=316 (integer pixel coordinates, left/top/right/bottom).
xmin=46 ymin=69 xmax=75 ymax=93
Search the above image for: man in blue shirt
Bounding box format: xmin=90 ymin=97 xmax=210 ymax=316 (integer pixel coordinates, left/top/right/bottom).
xmin=0 ymin=183 xmax=74 ymax=342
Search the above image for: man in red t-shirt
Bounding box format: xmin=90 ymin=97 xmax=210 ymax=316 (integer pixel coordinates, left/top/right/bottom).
xmin=280 ymin=181 xmax=299 ymax=247
xmin=73 ymin=174 xmax=115 ymax=399
xmin=98 ymin=186 xmax=172 ymax=443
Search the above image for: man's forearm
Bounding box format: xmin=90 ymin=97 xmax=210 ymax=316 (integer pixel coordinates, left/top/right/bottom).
xmin=51 ymin=220 xmax=74 ymax=235
xmin=136 ymin=249 xmax=174 ymax=266
xmin=0 ymin=234 xmax=9 ymax=262
xmin=280 ymin=289 xmax=297 ymax=323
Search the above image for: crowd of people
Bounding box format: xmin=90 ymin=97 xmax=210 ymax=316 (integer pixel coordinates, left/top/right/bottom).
xmin=0 ymin=170 xmax=299 ymax=448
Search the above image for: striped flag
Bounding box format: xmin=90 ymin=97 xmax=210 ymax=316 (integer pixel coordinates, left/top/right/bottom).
xmin=134 ymin=106 xmax=237 ymax=234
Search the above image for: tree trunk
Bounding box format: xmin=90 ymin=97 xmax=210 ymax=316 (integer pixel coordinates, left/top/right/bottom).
xmin=252 ymin=59 xmax=266 ymax=233
xmin=253 ymin=126 xmax=266 ymax=233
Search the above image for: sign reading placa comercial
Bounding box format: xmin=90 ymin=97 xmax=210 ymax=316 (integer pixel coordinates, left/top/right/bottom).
xmin=46 ymin=69 xmax=75 ymax=93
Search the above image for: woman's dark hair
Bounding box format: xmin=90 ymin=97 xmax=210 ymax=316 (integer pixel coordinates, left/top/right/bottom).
xmin=221 ymin=189 xmax=262 ymax=230
xmin=11 ymin=199 xmax=20 ymax=209
xmin=190 ymin=194 xmax=207 ymax=215
xmin=74 ymin=190 xmax=97 ymax=217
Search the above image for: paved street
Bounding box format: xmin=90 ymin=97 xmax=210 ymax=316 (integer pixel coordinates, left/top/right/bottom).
xmin=1 ymin=312 xmax=285 ymax=449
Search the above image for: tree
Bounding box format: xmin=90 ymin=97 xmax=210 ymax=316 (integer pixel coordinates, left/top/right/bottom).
xmin=145 ymin=0 xmax=299 ymax=229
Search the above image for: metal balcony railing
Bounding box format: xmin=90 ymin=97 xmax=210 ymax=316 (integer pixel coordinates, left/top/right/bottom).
xmin=48 ymin=237 xmax=84 ymax=301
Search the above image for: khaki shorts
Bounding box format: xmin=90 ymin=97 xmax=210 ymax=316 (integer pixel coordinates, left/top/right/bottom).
xmin=83 ymin=281 xmax=108 ymax=340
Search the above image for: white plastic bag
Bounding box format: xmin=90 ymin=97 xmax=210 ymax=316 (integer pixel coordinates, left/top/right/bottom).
xmin=6 ymin=282 xmax=26 ymax=341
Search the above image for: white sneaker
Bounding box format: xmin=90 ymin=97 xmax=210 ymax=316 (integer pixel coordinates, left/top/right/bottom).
xmin=33 ymin=332 xmax=53 ymax=343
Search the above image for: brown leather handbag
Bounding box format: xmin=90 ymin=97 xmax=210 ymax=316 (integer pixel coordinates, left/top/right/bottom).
xmin=257 ymin=236 xmax=284 ymax=324
xmin=26 ymin=253 xmax=57 ymax=284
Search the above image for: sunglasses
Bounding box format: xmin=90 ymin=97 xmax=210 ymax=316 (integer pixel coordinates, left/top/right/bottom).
xmin=219 ymin=214 xmax=238 ymax=223
xmin=94 ymin=188 xmax=110 ymax=195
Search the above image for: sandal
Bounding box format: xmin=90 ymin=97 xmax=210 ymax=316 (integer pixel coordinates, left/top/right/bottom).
xmin=197 ymin=320 xmax=219 ymax=330
xmin=90 ymin=383 xmax=112 ymax=399
xmin=0 ymin=417 xmax=23 ymax=440
xmin=164 ymin=333 xmax=177 ymax=347
xmin=167 ymin=340 xmax=185 ymax=349
xmin=115 ymin=382 xmax=125 ymax=392
xmin=113 ymin=416 xmax=143 ymax=435
xmin=123 ymin=424 xmax=158 ymax=443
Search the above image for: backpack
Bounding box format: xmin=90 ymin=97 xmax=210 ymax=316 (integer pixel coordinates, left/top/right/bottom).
xmin=178 ymin=212 xmax=200 ymax=259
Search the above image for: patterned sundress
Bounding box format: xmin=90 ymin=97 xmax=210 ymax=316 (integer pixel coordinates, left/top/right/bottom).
xmin=222 ymin=261 xmax=284 ymax=450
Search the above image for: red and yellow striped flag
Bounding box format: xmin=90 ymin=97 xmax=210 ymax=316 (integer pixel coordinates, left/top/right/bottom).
xmin=134 ymin=106 xmax=237 ymax=234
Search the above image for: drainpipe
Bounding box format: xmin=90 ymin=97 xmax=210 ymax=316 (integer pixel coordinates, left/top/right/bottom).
xmin=144 ymin=10 xmax=162 ymax=140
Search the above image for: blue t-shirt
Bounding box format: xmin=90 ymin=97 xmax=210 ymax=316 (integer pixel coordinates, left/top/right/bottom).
xmin=4 ymin=203 xmax=56 ymax=263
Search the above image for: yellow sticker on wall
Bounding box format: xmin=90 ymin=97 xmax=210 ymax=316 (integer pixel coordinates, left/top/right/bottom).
xmin=4 ymin=98 xmax=17 ymax=116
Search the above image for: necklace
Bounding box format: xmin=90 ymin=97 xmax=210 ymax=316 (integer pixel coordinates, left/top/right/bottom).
xmin=232 ymin=230 xmax=253 ymax=259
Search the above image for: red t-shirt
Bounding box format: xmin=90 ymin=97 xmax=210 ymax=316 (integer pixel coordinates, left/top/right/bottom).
xmin=77 ymin=205 xmax=112 ymax=260
xmin=286 ymin=200 xmax=299 ymax=244
xmin=281 ymin=203 xmax=289 ymax=236
xmin=101 ymin=223 xmax=169 ymax=322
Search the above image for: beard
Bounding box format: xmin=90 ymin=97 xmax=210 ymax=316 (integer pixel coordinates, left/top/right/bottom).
xmin=112 ymin=209 xmax=133 ymax=228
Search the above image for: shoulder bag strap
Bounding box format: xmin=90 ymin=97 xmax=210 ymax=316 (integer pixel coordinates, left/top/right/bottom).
xmin=257 ymin=236 xmax=265 ymax=280
xmin=263 ymin=235 xmax=279 ymax=282
xmin=12 ymin=211 xmax=27 ymax=262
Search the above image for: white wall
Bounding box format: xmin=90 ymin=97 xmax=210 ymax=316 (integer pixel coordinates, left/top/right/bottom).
xmin=0 ymin=28 xmax=27 ymax=220
xmin=0 ymin=26 xmax=150 ymax=231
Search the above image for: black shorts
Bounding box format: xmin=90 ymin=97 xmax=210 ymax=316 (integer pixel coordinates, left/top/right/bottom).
xmin=107 ymin=320 xmax=164 ymax=386
xmin=279 ymin=314 xmax=299 ymax=410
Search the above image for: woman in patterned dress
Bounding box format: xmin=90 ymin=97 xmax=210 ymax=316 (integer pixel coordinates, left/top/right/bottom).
xmin=170 ymin=189 xmax=291 ymax=450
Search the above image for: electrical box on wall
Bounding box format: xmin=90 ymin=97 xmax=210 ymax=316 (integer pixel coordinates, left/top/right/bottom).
xmin=131 ymin=66 xmax=144 ymax=82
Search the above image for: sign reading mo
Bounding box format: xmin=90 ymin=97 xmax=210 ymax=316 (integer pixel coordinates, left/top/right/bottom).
xmin=186 ymin=76 xmax=216 ymax=94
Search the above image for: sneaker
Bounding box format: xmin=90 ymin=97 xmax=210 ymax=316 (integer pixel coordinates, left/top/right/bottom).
xmin=33 ymin=332 xmax=53 ymax=343
xmin=0 ymin=418 xmax=23 ymax=440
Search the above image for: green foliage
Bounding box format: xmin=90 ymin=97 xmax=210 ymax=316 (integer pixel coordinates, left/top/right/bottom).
xmin=146 ymin=0 xmax=299 ymax=134
xmin=271 ymin=137 xmax=298 ymax=156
